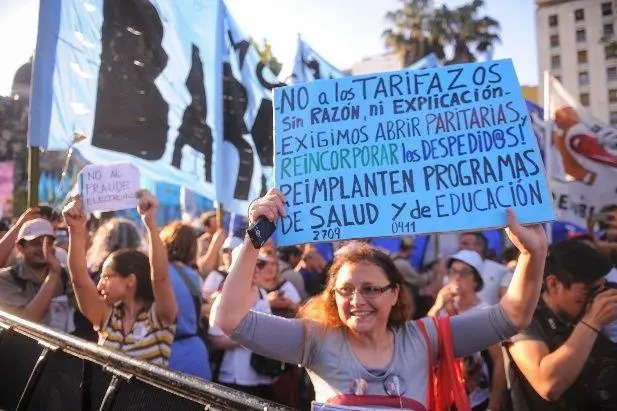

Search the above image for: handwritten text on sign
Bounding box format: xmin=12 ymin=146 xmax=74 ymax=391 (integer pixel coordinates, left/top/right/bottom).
xmin=273 ymin=59 xmax=554 ymax=246
xmin=79 ymin=162 xmax=140 ymax=212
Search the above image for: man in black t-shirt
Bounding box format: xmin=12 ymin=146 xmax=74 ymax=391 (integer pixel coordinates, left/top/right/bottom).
xmin=504 ymin=239 xmax=617 ymax=410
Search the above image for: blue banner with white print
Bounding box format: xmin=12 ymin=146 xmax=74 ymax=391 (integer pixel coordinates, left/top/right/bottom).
xmin=28 ymin=0 xmax=280 ymax=216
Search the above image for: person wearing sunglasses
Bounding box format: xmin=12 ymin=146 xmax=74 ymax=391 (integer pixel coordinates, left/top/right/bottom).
xmin=211 ymin=189 xmax=547 ymax=409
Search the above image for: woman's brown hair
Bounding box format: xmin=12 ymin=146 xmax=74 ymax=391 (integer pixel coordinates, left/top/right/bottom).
xmin=159 ymin=221 xmax=198 ymax=265
xmin=298 ymin=245 xmax=412 ymax=329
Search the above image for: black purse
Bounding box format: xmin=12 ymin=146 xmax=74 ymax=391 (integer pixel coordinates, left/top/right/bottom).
xmin=250 ymin=352 xmax=290 ymax=377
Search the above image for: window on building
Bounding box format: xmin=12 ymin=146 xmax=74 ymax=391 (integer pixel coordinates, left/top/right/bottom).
xmin=611 ymin=111 xmax=617 ymax=125
xmin=609 ymin=89 xmax=617 ymax=103
xmin=551 ymin=55 xmax=561 ymax=69
xmin=549 ymin=14 xmax=558 ymax=27
xmin=574 ymin=8 xmax=585 ymax=21
xmin=576 ymin=29 xmax=586 ymax=42
xmin=579 ymin=71 xmax=590 ymax=86
xmin=578 ymin=50 xmax=588 ymax=64
xmin=603 ymin=2 xmax=613 ymax=16
xmin=605 ymin=23 xmax=615 ymax=38
xmin=550 ymin=34 xmax=560 ymax=47
xmin=607 ymin=45 xmax=617 ymax=59
xmin=580 ymin=93 xmax=590 ymax=106
xmin=608 ymin=67 xmax=617 ymax=81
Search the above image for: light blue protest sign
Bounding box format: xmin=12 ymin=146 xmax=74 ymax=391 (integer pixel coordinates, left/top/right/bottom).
xmin=273 ymin=59 xmax=555 ymax=246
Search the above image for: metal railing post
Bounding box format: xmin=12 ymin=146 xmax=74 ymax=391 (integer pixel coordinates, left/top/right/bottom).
xmin=16 ymin=341 xmax=57 ymax=411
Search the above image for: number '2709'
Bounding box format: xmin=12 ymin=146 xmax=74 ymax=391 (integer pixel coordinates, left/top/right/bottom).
xmin=313 ymin=228 xmax=341 ymax=241
xmin=392 ymin=221 xmax=416 ymax=234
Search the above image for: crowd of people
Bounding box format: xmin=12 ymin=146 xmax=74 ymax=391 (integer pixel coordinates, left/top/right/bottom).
xmin=0 ymin=188 xmax=615 ymax=411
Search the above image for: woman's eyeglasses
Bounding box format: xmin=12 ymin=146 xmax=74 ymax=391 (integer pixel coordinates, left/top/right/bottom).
xmin=334 ymin=284 xmax=395 ymax=299
xmin=256 ymin=260 xmax=267 ymax=270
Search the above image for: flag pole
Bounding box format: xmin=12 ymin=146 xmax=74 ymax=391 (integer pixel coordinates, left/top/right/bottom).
xmin=543 ymin=70 xmax=554 ymax=245
xmin=27 ymin=147 xmax=40 ymax=207
xmin=216 ymin=203 xmax=224 ymax=231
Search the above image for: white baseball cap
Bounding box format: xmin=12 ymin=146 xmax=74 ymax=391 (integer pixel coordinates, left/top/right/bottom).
xmin=17 ymin=218 xmax=55 ymax=242
xmin=447 ymin=250 xmax=485 ymax=291
xmin=222 ymin=236 xmax=243 ymax=252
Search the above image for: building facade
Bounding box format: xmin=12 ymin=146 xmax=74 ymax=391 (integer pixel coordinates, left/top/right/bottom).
xmin=537 ymin=0 xmax=617 ymax=123
xmin=349 ymin=52 xmax=403 ymax=76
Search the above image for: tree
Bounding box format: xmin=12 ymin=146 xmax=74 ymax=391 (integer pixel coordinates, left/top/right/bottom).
xmin=382 ymin=0 xmax=442 ymax=67
xmin=383 ymin=0 xmax=500 ymax=66
xmin=253 ymin=38 xmax=283 ymax=76
xmin=433 ymin=0 xmax=501 ymax=64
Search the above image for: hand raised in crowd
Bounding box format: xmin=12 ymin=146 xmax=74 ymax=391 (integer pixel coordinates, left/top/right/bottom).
xmin=62 ymin=195 xmax=87 ymax=233
xmin=504 ymin=209 xmax=547 ymax=256
xmin=136 ymin=189 xmax=159 ymax=228
xmin=428 ymin=283 xmax=460 ymax=316
xmin=248 ymin=188 xmax=287 ymax=224
xmin=43 ymin=236 xmax=62 ymax=275
xmin=211 ymin=229 xmax=228 ymax=250
xmin=583 ymin=288 xmax=617 ymax=329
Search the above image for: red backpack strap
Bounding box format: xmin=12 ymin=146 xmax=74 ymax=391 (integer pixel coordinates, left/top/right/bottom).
xmin=416 ymin=320 xmax=436 ymax=411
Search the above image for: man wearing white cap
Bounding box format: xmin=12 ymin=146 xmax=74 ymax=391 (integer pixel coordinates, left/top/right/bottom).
xmin=0 ymin=218 xmax=74 ymax=332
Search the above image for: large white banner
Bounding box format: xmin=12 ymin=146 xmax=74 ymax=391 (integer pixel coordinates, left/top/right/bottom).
xmin=547 ymin=77 xmax=617 ymax=226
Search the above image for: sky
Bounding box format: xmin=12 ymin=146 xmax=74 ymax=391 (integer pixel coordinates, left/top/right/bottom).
xmin=0 ymin=0 xmax=538 ymax=96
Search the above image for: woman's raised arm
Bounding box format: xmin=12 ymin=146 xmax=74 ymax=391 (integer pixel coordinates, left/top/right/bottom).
xmin=449 ymin=210 xmax=547 ymax=357
xmin=500 ymin=209 xmax=548 ymax=329
xmin=63 ymin=196 xmax=109 ymax=329
xmin=211 ymin=189 xmax=287 ymax=334
xmin=136 ymin=190 xmax=178 ymax=327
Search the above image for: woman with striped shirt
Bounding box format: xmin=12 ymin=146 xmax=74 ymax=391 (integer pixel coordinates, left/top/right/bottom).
xmin=63 ymin=190 xmax=178 ymax=366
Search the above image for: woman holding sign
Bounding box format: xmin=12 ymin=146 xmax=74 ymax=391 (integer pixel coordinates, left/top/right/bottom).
xmin=63 ymin=190 xmax=178 ymax=366
xmin=211 ymin=189 xmax=547 ymax=410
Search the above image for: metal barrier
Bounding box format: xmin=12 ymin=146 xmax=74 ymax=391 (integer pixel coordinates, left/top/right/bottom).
xmin=0 ymin=310 xmax=295 ymax=411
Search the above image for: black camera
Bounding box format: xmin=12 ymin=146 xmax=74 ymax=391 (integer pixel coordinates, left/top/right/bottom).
xmin=587 ymin=281 xmax=617 ymax=307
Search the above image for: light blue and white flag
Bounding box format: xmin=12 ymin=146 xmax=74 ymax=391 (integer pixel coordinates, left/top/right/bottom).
xmin=219 ymin=3 xmax=284 ymax=208
xmin=291 ymin=36 xmax=346 ymax=84
xmin=29 ymin=0 xmax=275 ymax=216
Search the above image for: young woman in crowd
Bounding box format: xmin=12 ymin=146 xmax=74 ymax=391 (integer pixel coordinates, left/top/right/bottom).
xmin=63 ymin=190 xmax=178 ymax=366
xmin=211 ymin=189 xmax=547 ymax=409
xmin=87 ymin=217 xmax=143 ymax=276
xmin=74 ymin=217 xmax=143 ymax=341
xmin=160 ymin=221 xmax=210 ymax=379
xmin=428 ymin=250 xmax=506 ymax=411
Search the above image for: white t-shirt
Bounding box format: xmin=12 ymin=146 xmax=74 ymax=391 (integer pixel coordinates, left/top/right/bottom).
xmin=202 ymin=270 xmax=225 ymax=300
xmin=603 ymin=268 xmax=617 ymax=342
xmin=476 ymin=260 xmax=512 ymax=306
xmin=276 ymin=280 xmax=302 ymax=304
xmin=208 ymin=288 xmax=274 ymax=386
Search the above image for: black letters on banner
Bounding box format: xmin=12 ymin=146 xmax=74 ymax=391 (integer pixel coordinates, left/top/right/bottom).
xmin=92 ymin=0 xmax=169 ymax=160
